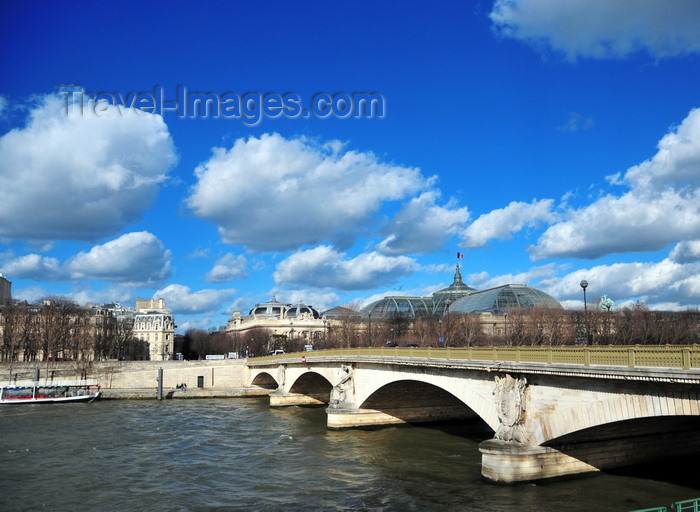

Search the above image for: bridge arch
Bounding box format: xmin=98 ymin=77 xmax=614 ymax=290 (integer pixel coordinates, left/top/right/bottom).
xmin=359 ymin=379 xmax=488 ymax=427
xmin=251 ymin=371 xmax=278 ymax=389
xmin=352 ymin=367 xmax=501 ymax=432
xmin=533 ymin=390 xmax=700 ymax=445
xmin=288 ymin=372 xmax=333 ymax=404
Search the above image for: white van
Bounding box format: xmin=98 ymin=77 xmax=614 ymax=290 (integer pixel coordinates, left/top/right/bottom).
xmin=268 ymin=350 xmax=285 ymax=356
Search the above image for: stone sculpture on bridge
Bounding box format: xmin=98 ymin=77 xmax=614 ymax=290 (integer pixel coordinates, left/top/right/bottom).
xmin=329 ymin=364 xmax=353 ymax=408
xmin=493 ymin=374 xmax=527 ymax=443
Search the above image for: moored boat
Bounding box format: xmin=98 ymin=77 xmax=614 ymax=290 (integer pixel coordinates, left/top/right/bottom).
xmin=0 ymin=379 xmax=100 ymax=404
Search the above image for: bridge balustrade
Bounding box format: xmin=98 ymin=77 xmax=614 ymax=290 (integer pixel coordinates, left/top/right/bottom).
xmin=251 ymin=345 xmax=700 ymax=370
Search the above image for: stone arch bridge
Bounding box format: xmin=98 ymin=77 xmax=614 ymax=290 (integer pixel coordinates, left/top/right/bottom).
xmin=246 ymin=346 xmax=700 ymax=483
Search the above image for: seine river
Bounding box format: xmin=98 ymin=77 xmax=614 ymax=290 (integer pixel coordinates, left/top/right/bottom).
xmin=0 ymin=399 xmax=697 ymax=512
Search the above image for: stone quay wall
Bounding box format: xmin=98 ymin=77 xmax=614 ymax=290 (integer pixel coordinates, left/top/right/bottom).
xmin=0 ymin=360 xmax=259 ymax=399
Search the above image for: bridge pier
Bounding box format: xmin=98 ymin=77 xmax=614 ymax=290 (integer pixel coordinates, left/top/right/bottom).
xmin=480 ymin=424 xmax=700 ymax=483
xmin=327 ymin=404 xmax=474 ymax=429
xmin=268 ymin=390 xmax=325 ymax=407
xmin=479 ymin=440 xmax=597 ymax=483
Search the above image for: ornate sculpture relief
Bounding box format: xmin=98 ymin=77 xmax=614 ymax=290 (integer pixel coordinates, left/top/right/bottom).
xmin=329 ymin=364 xmax=354 ymax=407
xmin=493 ymin=374 xmax=527 ymax=443
xmin=276 ymin=364 xmax=286 ymax=389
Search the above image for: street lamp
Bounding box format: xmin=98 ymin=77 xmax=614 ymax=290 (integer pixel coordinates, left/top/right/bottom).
xmin=580 ymin=280 xmax=589 ymax=345
xmin=445 ymin=298 xmax=451 ymax=347
xmin=367 ymin=312 xmax=372 ymax=346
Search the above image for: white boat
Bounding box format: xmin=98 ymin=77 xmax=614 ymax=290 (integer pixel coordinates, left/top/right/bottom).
xmin=0 ymin=379 xmax=101 ymax=404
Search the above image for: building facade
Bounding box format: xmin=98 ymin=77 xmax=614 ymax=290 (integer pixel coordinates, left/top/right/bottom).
xmin=0 ymin=274 xmax=11 ymax=305
xmin=226 ymin=297 xmax=327 ymax=345
xmin=132 ymin=298 xmax=175 ymax=361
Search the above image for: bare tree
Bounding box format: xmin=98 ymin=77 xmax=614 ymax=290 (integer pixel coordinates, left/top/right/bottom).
xmin=113 ymin=317 xmax=134 ymax=360
xmin=37 ymin=297 xmax=80 ymax=366
xmin=246 ymin=327 xmax=272 ymax=357
xmin=1 ymin=302 xmax=39 ymax=379
xmin=184 ymin=329 xmax=210 ymax=359
xmin=452 ymin=313 xmax=486 ymax=347
xmin=208 ymin=330 xmax=233 ymax=355
xmin=413 ymin=314 xmax=441 ymax=347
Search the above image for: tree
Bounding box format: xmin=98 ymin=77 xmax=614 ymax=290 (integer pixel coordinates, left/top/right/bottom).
xmin=413 ymin=314 xmax=441 ymax=347
xmin=328 ymin=313 xmax=363 ymax=348
xmin=184 ymin=329 xmax=210 ymax=359
xmin=1 ymin=301 xmax=39 ymax=379
xmin=246 ymin=327 xmax=272 ymax=357
xmin=112 ymin=317 xmax=134 ymax=360
xmin=452 ymin=313 xmax=486 ymax=347
xmin=37 ymin=297 xmax=79 ymax=364
xmin=209 ymin=330 xmax=233 ymax=355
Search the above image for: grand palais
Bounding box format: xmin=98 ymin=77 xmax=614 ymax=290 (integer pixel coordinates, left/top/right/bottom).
xmin=224 ymin=265 xmax=562 ymax=343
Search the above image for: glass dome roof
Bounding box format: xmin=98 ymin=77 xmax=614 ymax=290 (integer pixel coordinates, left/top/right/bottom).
xmin=449 ymin=284 xmax=562 ymax=314
xmin=432 ymin=264 xmax=478 ymax=315
xmin=360 ymin=296 xmax=434 ymax=318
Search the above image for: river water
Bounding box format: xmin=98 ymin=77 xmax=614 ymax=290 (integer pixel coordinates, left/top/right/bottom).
xmin=0 ymin=398 xmax=697 ymax=512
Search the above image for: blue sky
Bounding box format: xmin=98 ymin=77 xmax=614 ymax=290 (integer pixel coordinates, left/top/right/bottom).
xmin=1 ymin=0 xmax=700 ymax=332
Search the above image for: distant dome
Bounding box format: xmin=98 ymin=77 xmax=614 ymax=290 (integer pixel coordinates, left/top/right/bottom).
xmin=286 ymin=302 xmax=320 ymax=319
xmin=249 ymin=297 xmax=287 ymax=318
xmin=449 ymin=284 xmax=561 ymax=314
xmin=322 ymin=306 xmax=360 ymax=319
xmin=360 ymin=296 xmax=434 ymax=319
xmin=431 ymin=264 xmax=478 ymax=315
xmin=249 ymin=297 xmax=320 ymax=319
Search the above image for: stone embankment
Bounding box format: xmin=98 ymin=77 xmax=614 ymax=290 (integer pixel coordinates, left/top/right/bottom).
xmin=0 ymin=360 xmax=271 ymax=400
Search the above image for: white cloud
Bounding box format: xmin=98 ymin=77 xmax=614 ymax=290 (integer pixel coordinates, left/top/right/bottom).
xmin=461 ymin=199 xmax=556 ymax=248
xmin=558 ymin=112 xmax=593 ymax=132
xmin=0 ymin=94 xmax=177 ymax=241
xmin=68 ymin=232 xmax=171 ymax=286
xmin=466 ymin=255 xmax=700 ymax=311
xmin=670 ymin=240 xmax=700 ymax=264
xmin=376 ymin=191 xmax=469 ymax=255
xmin=273 ymin=246 xmax=419 ymax=290
xmin=267 ymin=288 xmax=340 ymax=312
xmin=185 ymin=133 xmax=429 ymax=252
xmin=469 ymin=263 xmax=559 ymax=290
xmin=154 ymin=284 xmax=236 ymax=315
xmin=530 ymin=108 xmax=700 ymax=260
xmin=538 ymin=258 xmax=700 ymax=306
xmin=187 ymin=247 xmax=210 ymax=259
xmin=623 ymin=108 xmax=700 ymax=190
xmin=69 ymin=285 xmax=135 ymax=308
xmin=1 ymin=232 xmax=171 ymax=287
xmin=490 ymin=0 xmax=700 ymax=60
xmin=0 ymin=254 xmax=65 ymax=281
xmin=206 ymin=253 xmax=248 ymax=283
xmin=11 ymin=285 xmax=49 ymax=303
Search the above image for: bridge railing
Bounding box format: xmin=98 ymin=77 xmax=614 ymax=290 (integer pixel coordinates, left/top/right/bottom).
xmin=250 ymin=345 xmax=700 ymax=370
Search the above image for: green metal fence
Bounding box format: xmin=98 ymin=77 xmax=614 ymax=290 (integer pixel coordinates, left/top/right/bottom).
xmin=630 ymin=497 xmax=700 ymax=512
xmin=251 ymin=345 xmax=700 ymax=370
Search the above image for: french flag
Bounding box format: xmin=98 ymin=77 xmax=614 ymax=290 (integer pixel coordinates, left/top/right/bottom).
xmin=457 ymin=252 xmax=464 ymax=259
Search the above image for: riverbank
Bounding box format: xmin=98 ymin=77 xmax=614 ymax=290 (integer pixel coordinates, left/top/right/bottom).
xmin=1 ymin=360 xmax=260 ymax=398
xmin=100 ymin=387 xmax=271 ymax=399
